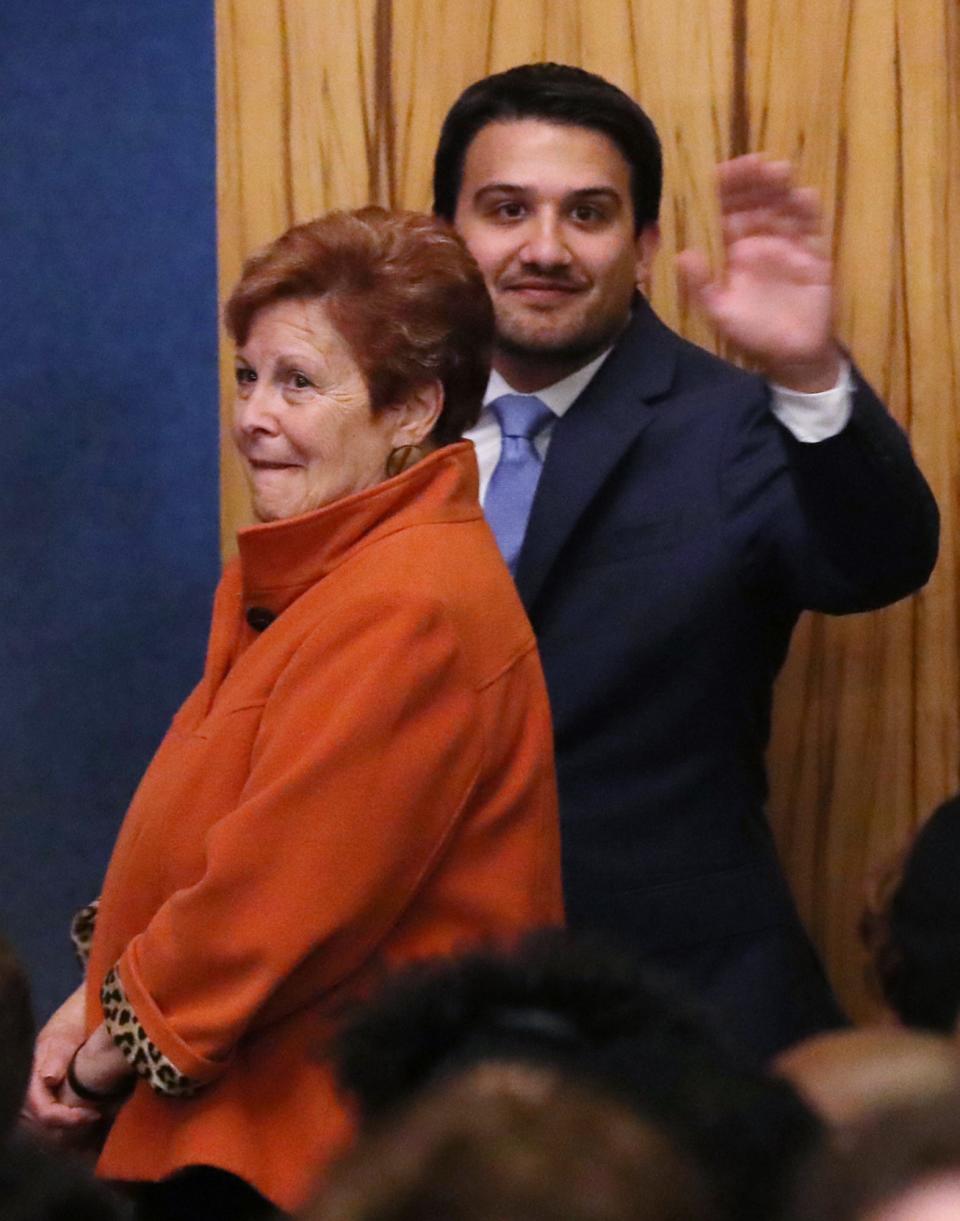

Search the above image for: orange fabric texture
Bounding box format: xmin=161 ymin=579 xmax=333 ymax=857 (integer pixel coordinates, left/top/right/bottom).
xmin=84 ymin=443 xmax=563 ymax=1210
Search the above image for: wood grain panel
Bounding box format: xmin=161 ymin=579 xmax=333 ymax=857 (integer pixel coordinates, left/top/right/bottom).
xmin=217 ymin=0 xmax=382 ymax=552
xmin=622 ymin=1 xmax=735 ymax=350
xmin=394 ymin=0 xmax=735 ymax=347
xmin=897 ymin=0 xmax=960 ymax=818
xmin=217 ymin=0 xmax=294 ymax=549
xmin=283 ymin=0 xmax=384 ymax=215
xmin=216 ymin=0 xmax=959 ymax=1023
xmin=752 ymin=0 xmax=960 ymax=1019
xmin=389 ymin=0 xmax=498 ymax=211
xmin=750 ymin=0 xmax=908 ymax=1020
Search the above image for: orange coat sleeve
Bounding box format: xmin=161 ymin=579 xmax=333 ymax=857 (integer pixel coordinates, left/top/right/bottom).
xmin=116 ymin=592 xmax=484 ymax=1084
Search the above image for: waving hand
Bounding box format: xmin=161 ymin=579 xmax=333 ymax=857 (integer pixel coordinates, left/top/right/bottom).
xmin=677 ymin=154 xmax=842 ymax=392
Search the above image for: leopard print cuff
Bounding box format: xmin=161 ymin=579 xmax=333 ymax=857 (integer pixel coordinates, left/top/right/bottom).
xmin=70 ymin=900 xmax=100 ymax=967
xmin=101 ymin=966 xmax=203 ymax=1098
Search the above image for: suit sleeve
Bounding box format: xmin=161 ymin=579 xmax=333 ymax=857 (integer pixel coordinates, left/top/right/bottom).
xmin=111 ymin=592 xmax=483 ymax=1089
xmin=723 ymin=367 xmax=939 ymax=614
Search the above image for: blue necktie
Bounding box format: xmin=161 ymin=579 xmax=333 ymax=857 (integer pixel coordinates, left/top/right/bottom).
xmin=485 ymin=394 xmax=553 ymax=573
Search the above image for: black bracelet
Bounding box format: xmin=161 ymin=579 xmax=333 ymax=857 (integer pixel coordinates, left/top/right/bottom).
xmin=65 ymin=1046 xmax=132 ymax=1104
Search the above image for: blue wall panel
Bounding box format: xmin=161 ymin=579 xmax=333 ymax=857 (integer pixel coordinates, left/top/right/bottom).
xmin=0 ymin=5 xmax=220 ymax=1017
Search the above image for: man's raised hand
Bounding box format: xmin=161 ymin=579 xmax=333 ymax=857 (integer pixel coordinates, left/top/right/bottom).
xmin=676 ymin=154 xmax=842 ymax=391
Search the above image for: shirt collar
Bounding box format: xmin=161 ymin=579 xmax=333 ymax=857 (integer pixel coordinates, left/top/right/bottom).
xmin=483 ymin=347 xmax=614 ymax=419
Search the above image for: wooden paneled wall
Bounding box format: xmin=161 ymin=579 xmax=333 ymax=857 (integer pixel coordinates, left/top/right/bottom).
xmin=216 ymin=0 xmax=960 ymax=1021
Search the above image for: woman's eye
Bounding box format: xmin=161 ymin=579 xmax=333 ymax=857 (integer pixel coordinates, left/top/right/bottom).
xmin=494 ymin=201 xmax=525 ymax=220
xmin=291 ymin=372 xmax=313 ymax=390
xmin=571 ymin=205 xmax=602 ymax=223
xmin=235 ymin=367 xmax=256 ymax=385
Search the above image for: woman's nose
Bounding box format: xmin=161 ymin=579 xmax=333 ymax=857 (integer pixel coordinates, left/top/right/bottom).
xmin=235 ymin=384 xmax=280 ymax=436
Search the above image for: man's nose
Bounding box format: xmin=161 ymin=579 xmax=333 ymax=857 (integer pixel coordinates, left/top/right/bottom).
xmin=520 ymin=213 xmax=572 ymax=268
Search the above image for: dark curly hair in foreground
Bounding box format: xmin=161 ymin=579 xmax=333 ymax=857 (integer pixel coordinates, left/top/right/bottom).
xmin=788 ymin=1090 xmax=960 ymax=1221
xmin=310 ymin=1065 xmax=718 ymax=1221
xmin=0 ymin=933 xmax=33 ymax=1140
xmin=335 ymin=930 xmax=821 ymax=1221
xmin=0 ymin=1137 xmax=131 ymax=1221
xmin=861 ymin=794 xmax=960 ymax=1033
xmin=337 ymin=929 xmax=716 ymax=1116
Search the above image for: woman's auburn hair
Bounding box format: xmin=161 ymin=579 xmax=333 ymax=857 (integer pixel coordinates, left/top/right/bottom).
xmin=224 ymin=207 xmax=494 ymax=446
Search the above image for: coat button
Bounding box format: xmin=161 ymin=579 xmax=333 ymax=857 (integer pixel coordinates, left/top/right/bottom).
xmin=246 ymin=606 xmax=276 ymax=632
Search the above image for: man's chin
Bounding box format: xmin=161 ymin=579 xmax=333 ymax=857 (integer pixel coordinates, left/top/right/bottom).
xmin=495 ymin=324 xmax=617 ymax=368
xmin=493 ymin=303 xmax=631 ymax=367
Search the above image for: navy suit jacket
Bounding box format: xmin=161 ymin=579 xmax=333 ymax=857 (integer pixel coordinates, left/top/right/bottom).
xmin=515 ymin=299 xmax=939 ymax=1058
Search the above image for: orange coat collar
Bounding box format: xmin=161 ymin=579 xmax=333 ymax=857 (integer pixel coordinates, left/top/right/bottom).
xmin=236 ymin=442 xmax=481 ymax=617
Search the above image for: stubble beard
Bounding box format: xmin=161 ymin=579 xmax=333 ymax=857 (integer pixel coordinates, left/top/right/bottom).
xmin=492 ymin=297 xmax=632 ymax=379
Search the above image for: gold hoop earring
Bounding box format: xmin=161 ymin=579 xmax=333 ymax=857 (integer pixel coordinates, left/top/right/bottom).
xmin=385 ymin=444 xmax=425 ymax=479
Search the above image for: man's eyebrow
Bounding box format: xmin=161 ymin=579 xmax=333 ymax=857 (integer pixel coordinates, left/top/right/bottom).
xmin=473 ymin=183 xmax=529 ymax=199
xmin=472 ymin=184 xmax=623 ymax=201
xmin=566 ymin=187 xmax=623 ymax=203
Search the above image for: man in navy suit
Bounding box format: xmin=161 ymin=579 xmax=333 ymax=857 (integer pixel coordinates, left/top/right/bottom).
xmin=432 ymin=63 xmax=938 ymax=1059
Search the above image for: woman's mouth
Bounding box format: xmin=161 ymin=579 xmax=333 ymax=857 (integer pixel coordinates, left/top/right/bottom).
xmin=248 ymin=459 xmax=301 ymax=471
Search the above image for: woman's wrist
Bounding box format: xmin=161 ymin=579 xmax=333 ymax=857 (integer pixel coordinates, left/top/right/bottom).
xmin=68 ymin=1025 xmax=134 ymax=1101
xmin=65 ymin=1047 xmax=127 ymax=1103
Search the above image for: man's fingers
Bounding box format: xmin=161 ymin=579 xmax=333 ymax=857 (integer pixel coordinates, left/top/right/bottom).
xmin=676 ymin=249 xmax=713 ymax=302
xmin=676 ymin=249 xmax=725 ymax=324
xmin=716 ymin=235 xmax=832 ymax=284
xmin=717 ymin=154 xmax=793 ymax=209
xmin=718 ymin=158 xmax=825 ymax=230
xmin=791 ymin=187 xmax=822 ymax=227
xmin=722 ymin=206 xmax=820 ymax=243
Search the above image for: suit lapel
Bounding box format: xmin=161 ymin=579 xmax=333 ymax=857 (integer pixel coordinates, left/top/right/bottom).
xmin=515 ymin=301 xmax=679 ymax=610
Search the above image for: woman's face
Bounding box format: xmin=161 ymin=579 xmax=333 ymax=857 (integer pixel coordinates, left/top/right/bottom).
xmin=233 ymin=298 xmax=416 ymax=522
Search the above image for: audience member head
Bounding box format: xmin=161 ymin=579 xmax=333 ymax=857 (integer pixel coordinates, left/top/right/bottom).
xmin=775 ymin=1027 xmax=960 ymax=1131
xmin=432 ymin=63 xmax=663 ymax=233
xmin=861 ymin=795 xmax=960 ymax=1034
xmin=335 ymin=930 xmax=821 ymax=1220
xmin=225 ymin=207 xmax=493 ymax=449
xmin=0 ymin=1135 xmax=131 ymax=1220
xmin=0 ymin=934 xmax=34 ymax=1141
xmin=789 ymin=1091 xmax=960 ymax=1221
xmin=337 ymin=929 xmax=718 ymax=1116
xmin=307 ymin=1063 xmax=718 ymax=1221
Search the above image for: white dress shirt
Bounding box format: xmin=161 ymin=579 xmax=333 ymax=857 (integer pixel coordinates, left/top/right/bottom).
xmin=466 ymin=348 xmax=853 ymax=502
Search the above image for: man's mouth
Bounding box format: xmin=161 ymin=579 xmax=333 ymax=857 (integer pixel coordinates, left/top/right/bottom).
xmin=504 ymin=279 xmax=583 ymax=294
xmin=502 ymin=280 xmax=586 ymax=305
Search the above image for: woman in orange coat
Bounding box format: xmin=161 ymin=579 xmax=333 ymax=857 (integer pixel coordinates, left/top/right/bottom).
xmin=21 ymin=209 xmax=563 ymax=1218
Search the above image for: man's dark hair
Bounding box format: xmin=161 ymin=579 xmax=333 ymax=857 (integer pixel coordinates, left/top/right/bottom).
xmin=433 ymin=63 xmax=663 ymax=232
xmin=334 ymin=930 xmax=821 ymax=1221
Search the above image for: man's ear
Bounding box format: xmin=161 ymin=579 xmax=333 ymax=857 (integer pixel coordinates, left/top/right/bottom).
xmin=634 ymin=223 xmax=661 ymax=295
xmin=389 ymin=380 xmax=445 ymax=448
